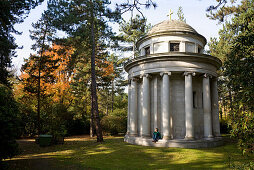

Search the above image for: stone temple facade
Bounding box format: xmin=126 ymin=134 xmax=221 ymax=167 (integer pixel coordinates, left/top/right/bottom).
xmin=124 ymin=20 xmax=223 ymax=148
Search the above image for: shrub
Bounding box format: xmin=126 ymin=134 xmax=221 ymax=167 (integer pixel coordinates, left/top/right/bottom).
xmin=220 ymin=118 xmax=231 ymax=134
xmin=66 ymin=118 xmax=90 ymax=136
xmin=0 ymin=84 xmax=20 ymax=161
xmin=101 ymin=109 xmax=127 ymax=135
xmin=228 ymin=110 xmax=254 ymax=154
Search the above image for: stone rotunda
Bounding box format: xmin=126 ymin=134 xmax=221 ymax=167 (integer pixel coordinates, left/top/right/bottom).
xmin=124 ymin=19 xmax=223 ymax=148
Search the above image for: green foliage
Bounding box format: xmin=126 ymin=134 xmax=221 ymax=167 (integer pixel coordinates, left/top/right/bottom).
xmin=0 ymin=0 xmax=43 ymax=86
xmin=47 ymin=0 xmax=123 ymax=141
xmin=101 ymin=114 xmax=127 ymax=135
xmin=0 ymin=84 xmax=20 ymax=161
xmin=220 ymin=119 xmax=231 ymax=134
xmin=18 ymin=103 xmax=37 ymax=136
xmin=66 ymin=118 xmax=90 ymax=136
xmin=119 ymin=14 xmax=151 ymax=57
xmin=101 ymin=95 xmax=128 ymax=135
xmin=208 ymin=0 xmax=254 ymax=154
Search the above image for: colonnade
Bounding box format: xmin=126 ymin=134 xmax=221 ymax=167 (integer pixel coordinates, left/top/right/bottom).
xmin=127 ymin=71 xmax=221 ymax=140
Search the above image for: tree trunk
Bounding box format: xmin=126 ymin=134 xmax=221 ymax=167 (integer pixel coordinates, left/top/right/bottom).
xmin=36 ymin=26 xmax=47 ymax=135
xmin=228 ymin=89 xmax=233 ymax=112
xmin=106 ymin=90 xmax=109 ymax=115
xmin=90 ymin=2 xmax=103 ymax=142
xmin=90 ymin=113 xmax=95 ymax=137
xmin=37 ymin=65 xmax=41 ymax=135
xmin=111 ymin=81 xmax=114 ymax=112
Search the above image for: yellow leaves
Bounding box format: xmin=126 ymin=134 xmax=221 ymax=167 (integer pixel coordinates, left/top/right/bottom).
xmin=96 ymin=59 xmax=114 ymax=79
xmin=103 ymin=62 xmax=114 ymax=77
xmin=19 ymin=43 xmax=74 ymax=105
xmin=20 ymin=72 xmax=29 ymax=80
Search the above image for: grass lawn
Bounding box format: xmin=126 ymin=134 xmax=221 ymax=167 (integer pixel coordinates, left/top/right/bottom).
xmin=3 ymin=135 xmax=253 ymax=170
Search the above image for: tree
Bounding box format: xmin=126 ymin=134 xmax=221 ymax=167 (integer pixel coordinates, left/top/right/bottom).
xmin=24 ymin=11 xmax=56 ymax=134
xmin=47 ymin=0 xmax=121 ymax=142
xmin=208 ymin=0 xmax=254 ymax=154
xmin=17 ymin=42 xmax=75 ymax=137
xmin=119 ymin=15 xmax=151 ymax=58
xmin=0 ymin=84 xmax=20 ymax=161
xmin=177 ymin=6 xmax=186 ymax=23
xmin=0 ymin=0 xmax=43 ymax=86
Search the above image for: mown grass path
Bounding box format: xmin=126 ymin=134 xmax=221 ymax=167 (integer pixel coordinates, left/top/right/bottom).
xmin=3 ymin=135 xmax=253 ymax=169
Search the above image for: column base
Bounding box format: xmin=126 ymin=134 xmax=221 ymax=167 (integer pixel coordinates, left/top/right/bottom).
xmin=124 ymin=135 xmax=224 ymax=148
xmin=184 ymin=136 xmax=195 ymax=140
xmin=204 ymin=135 xmax=214 ymax=140
xmin=141 ymin=134 xmax=151 ymax=138
xmin=214 ymin=134 xmax=221 ymax=137
xmin=129 ymin=133 xmax=138 ymax=137
xmin=163 ymin=136 xmax=171 ymax=140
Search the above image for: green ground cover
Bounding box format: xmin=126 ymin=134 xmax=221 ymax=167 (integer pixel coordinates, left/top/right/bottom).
xmin=3 ymin=136 xmax=253 ymax=169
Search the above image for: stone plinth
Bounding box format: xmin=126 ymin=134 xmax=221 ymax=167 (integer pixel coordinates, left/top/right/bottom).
xmin=124 ymin=135 xmax=224 ymax=148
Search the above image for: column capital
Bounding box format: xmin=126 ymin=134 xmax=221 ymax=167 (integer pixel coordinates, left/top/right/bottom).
xmin=203 ymin=73 xmax=213 ymax=78
xmin=183 ymin=72 xmax=196 ymax=76
xmin=160 ymin=72 xmax=171 ymax=76
xmin=140 ymin=73 xmax=150 ymax=79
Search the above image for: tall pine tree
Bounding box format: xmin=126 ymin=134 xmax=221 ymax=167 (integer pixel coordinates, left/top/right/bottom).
xmin=27 ymin=11 xmax=56 ymax=134
xmin=47 ymin=0 xmax=121 ymax=142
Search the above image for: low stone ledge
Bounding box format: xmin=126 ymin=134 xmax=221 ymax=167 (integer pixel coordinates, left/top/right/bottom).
xmin=124 ymin=135 xmax=224 ymax=148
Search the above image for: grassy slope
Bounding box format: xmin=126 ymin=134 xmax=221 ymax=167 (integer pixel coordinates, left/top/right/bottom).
xmin=3 ymin=136 xmax=254 ymax=170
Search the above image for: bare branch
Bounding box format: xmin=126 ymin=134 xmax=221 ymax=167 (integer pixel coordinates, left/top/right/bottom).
xmin=116 ymin=0 xmax=157 ymax=19
xmin=206 ymin=0 xmax=227 ymax=12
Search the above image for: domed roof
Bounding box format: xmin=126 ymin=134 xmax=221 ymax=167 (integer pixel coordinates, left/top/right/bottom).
xmin=148 ymin=20 xmax=198 ymax=35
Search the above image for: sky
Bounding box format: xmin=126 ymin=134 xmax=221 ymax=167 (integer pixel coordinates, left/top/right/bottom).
xmin=12 ymin=0 xmax=224 ymax=74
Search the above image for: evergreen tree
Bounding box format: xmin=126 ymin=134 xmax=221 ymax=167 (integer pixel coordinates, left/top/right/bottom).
xmin=47 ymin=0 xmax=121 ymax=142
xmin=24 ymin=11 xmax=56 ymax=134
xmin=0 ymin=84 xmax=20 ymax=162
xmin=119 ymin=15 xmax=151 ymax=58
xmin=0 ymin=0 xmax=43 ymax=86
xmin=208 ymin=0 xmax=254 ymax=154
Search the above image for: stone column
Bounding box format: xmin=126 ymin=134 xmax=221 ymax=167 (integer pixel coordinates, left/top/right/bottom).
xmin=153 ymin=76 xmax=158 ymax=130
xmin=127 ymin=80 xmax=131 ymax=135
xmin=203 ymin=74 xmax=213 ymax=138
xmin=130 ymin=78 xmax=138 ymax=136
xmin=211 ymin=78 xmax=221 ymax=137
xmin=160 ymin=72 xmax=171 ymax=140
xmin=141 ymin=74 xmax=150 ymax=137
xmin=184 ymin=72 xmax=195 ymax=140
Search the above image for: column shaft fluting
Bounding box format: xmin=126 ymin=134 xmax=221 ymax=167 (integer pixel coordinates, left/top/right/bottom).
xmin=141 ymin=74 xmax=150 ymax=137
xmin=161 ymin=72 xmax=171 ymax=139
xmin=184 ymin=72 xmax=194 ymax=139
xmin=153 ymin=77 xmax=158 ymax=130
xmin=211 ymin=78 xmax=221 ymax=137
xmin=130 ymin=78 xmax=138 ymax=136
xmin=203 ymin=74 xmax=213 ymax=138
xmin=127 ymin=82 xmax=131 ymax=135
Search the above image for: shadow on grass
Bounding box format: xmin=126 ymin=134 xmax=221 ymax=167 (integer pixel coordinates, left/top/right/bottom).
xmin=3 ymin=136 xmax=253 ymax=170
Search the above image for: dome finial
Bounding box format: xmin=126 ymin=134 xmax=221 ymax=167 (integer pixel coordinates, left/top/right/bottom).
xmin=167 ymin=9 xmax=173 ymax=20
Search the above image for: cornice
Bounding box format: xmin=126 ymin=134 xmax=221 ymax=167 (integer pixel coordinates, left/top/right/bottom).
xmin=124 ymin=52 xmax=222 ymax=72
